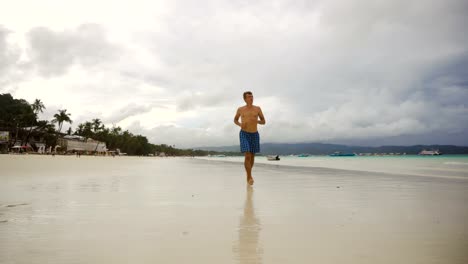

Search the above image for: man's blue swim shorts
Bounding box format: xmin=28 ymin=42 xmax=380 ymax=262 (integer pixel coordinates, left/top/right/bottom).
xmin=239 ymin=130 xmax=260 ymax=153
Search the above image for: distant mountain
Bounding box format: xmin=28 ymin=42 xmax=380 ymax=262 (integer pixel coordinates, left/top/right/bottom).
xmin=196 ymin=143 xmax=468 ymax=155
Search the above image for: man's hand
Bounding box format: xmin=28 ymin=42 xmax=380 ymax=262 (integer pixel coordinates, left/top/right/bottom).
xmin=234 ymin=108 xmax=242 ymax=127
xmin=257 ymin=107 xmax=266 ymax=125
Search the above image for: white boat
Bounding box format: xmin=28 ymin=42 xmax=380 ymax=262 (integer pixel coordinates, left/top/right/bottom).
xmin=418 ymin=149 xmax=442 ymax=155
xmin=267 ymin=155 xmax=280 ymax=161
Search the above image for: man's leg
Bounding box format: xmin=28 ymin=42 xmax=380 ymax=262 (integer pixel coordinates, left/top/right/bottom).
xmin=249 ymin=153 xmax=255 ymax=185
xmin=244 ymin=152 xmax=252 ymax=176
xmin=244 ymin=152 xmax=254 ymax=185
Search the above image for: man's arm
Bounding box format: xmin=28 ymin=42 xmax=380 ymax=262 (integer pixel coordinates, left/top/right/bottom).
xmin=258 ymin=107 xmax=266 ymax=125
xmin=234 ymin=108 xmax=242 ymax=127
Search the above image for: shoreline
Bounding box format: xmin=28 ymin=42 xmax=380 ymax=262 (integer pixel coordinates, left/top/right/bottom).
xmin=1 ymin=153 xmax=467 ymax=181
xmin=196 ymin=156 xmax=468 ymax=181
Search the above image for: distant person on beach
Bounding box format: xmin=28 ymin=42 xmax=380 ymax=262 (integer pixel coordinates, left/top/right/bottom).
xmin=234 ymin=91 xmax=266 ymax=185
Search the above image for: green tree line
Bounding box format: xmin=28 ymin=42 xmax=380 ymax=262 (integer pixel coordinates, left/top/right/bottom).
xmin=0 ymin=93 xmax=224 ymax=156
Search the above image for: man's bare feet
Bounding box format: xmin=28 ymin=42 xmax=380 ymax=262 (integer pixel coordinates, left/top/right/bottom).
xmin=247 ymin=177 xmax=254 ymax=185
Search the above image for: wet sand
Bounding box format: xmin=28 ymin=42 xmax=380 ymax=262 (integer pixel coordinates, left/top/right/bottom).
xmin=1 ymin=155 xmax=468 ymax=263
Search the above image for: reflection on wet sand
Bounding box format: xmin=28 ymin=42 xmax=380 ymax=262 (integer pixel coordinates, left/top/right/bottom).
xmin=234 ymin=186 xmax=262 ymax=264
xmin=2 ymin=156 xmax=467 ymax=263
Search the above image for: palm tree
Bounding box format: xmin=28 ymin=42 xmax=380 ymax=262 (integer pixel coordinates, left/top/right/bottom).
xmin=83 ymin=121 xmax=93 ymax=139
xmin=111 ymin=125 xmax=122 ymax=135
xmin=32 ymin=99 xmax=46 ymax=115
xmin=91 ymin=118 xmax=104 ymax=153
xmin=52 ymin=109 xmax=72 ymax=134
xmin=22 ymin=99 xmax=46 ymax=146
xmin=92 ymin=118 xmax=103 ymax=133
xmin=75 ymin=124 xmax=83 ymax=135
xmin=52 ymin=109 xmax=72 ymax=151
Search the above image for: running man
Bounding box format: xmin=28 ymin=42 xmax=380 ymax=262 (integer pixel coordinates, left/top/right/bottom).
xmin=234 ymin=91 xmax=266 ymax=185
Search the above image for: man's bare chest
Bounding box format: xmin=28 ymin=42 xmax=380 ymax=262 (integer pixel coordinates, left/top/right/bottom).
xmin=241 ymin=109 xmax=259 ymax=119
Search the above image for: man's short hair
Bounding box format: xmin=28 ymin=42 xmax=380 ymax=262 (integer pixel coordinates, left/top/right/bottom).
xmin=243 ymin=91 xmax=253 ymax=99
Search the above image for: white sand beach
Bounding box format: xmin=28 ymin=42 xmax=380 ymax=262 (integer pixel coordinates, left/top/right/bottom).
xmin=1 ymin=155 xmax=467 ymax=263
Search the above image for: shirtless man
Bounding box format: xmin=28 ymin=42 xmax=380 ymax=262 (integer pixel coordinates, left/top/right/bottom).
xmin=234 ymin=91 xmax=266 ymax=185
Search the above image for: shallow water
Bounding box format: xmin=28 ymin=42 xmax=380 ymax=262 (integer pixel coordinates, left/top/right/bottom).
xmin=200 ymin=155 xmax=468 ymax=180
xmin=1 ymin=155 xmax=467 ymax=263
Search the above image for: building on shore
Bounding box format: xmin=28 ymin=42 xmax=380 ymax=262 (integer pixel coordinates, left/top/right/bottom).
xmin=57 ymin=135 xmax=107 ymax=154
xmin=0 ymin=128 xmax=49 ymax=153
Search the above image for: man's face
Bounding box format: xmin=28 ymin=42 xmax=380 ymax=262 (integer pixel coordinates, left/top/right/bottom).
xmin=244 ymin=94 xmax=254 ymax=104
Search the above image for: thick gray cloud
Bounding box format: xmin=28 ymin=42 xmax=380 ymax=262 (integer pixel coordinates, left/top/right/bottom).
xmin=0 ymin=26 xmax=16 ymax=74
xmin=105 ymin=102 xmax=165 ymax=124
xmin=0 ymin=26 xmax=24 ymax=90
xmin=26 ymin=24 xmax=120 ymax=76
xmin=176 ymin=90 xmax=235 ymax=111
xmin=1 ymin=0 xmax=468 ymax=147
xmin=136 ymin=0 xmax=468 ymax=146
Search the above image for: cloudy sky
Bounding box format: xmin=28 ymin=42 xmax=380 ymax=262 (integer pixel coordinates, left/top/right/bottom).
xmin=1 ymin=0 xmax=467 ymax=147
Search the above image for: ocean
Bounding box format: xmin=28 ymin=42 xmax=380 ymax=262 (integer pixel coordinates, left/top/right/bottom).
xmin=200 ymin=155 xmax=468 ymax=180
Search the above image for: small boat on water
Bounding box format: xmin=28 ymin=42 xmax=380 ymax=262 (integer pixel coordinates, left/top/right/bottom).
xmin=418 ymin=149 xmax=442 ymax=155
xmin=267 ymin=155 xmax=280 ymax=161
xmin=329 ymin=151 xmax=356 ymax=157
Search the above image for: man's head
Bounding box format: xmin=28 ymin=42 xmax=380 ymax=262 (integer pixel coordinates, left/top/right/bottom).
xmin=243 ymin=91 xmax=253 ymax=105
